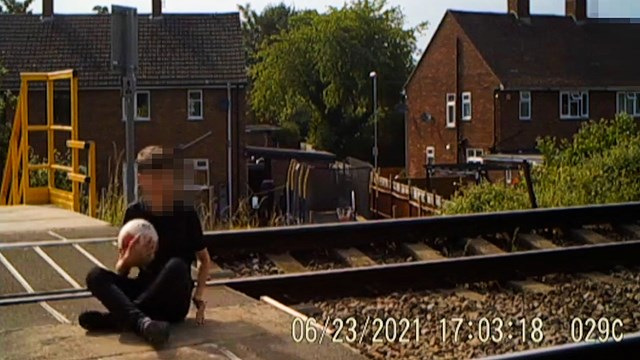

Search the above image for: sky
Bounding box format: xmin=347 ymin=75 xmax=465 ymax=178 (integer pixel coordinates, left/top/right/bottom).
xmin=24 ymin=0 xmax=640 ymax=52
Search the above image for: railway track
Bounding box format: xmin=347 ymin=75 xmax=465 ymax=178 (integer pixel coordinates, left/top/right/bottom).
xmin=1 ymin=202 xmax=640 ymax=359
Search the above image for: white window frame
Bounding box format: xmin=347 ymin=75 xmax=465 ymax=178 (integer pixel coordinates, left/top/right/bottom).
xmin=461 ymin=92 xmax=471 ymax=121
xmin=616 ymin=91 xmax=640 ymax=116
xmin=466 ymin=148 xmax=484 ymax=163
xmin=193 ymin=158 xmax=209 ymax=171
xmin=446 ymin=93 xmax=456 ymax=128
xmin=425 ymin=146 xmax=435 ymax=165
xmin=187 ymin=90 xmax=204 ymax=120
xmin=184 ymin=158 xmax=211 ymax=191
xmin=519 ymin=91 xmax=531 ymax=120
xmin=559 ymin=91 xmax=589 ymax=120
xmin=121 ymin=91 xmax=151 ymax=121
xmin=505 ymin=169 xmax=512 ymax=185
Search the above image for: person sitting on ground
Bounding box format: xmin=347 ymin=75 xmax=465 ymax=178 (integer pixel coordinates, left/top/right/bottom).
xmin=78 ymin=145 xmax=211 ymax=346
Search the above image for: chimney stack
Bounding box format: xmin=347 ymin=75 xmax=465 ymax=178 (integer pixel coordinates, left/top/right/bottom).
xmin=508 ymin=0 xmax=530 ymax=18
xmin=566 ymin=0 xmax=587 ymax=21
xmin=152 ymin=0 xmax=162 ymax=18
xmin=43 ymin=0 xmax=53 ymax=18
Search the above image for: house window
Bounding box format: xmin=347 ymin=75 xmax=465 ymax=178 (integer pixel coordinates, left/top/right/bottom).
xmin=184 ymin=158 xmax=210 ymax=190
xmin=425 ymin=146 xmax=435 ymax=165
xmin=560 ymin=91 xmax=589 ymax=119
xmin=519 ymin=91 xmax=531 ymax=120
xmin=121 ymin=91 xmax=151 ymax=121
xmin=461 ymin=92 xmax=471 ymax=121
xmin=505 ymin=170 xmax=512 ymax=185
xmin=446 ymin=93 xmax=456 ymax=128
xmin=616 ymin=92 xmax=640 ymax=116
xmin=466 ymin=148 xmax=484 ymax=163
xmin=188 ymin=90 xmax=203 ymax=120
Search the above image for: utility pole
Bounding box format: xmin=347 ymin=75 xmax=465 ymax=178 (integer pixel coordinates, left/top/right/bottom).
xmin=111 ymin=5 xmax=139 ymax=203
xmin=370 ymin=71 xmax=378 ymax=170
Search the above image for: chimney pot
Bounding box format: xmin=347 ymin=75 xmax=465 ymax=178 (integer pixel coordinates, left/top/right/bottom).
xmin=508 ymin=0 xmax=530 ymax=18
xmin=152 ymin=0 xmax=162 ymax=18
xmin=566 ymin=0 xmax=587 ymax=21
xmin=43 ymin=0 xmax=53 ymax=17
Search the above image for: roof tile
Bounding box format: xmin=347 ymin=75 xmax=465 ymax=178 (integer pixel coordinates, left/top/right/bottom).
xmin=0 ymin=13 xmax=247 ymax=89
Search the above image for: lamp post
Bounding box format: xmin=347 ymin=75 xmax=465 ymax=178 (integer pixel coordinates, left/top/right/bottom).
xmin=369 ymin=71 xmax=378 ymax=170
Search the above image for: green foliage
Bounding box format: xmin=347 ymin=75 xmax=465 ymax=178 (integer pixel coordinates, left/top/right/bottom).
xmin=238 ymin=2 xmax=299 ymax=65
xmin=249 ymin=0 xmax=426 ymax=161
xmin=0 ymin=0 xmax=34 ymax=14
xmin=28 ymin=149 xmax=74 ymax=190
xmin=445 ymin=113 xmax=640 ymax=214
xmin=92 ymin=5 xmax=109 ymax=14
xmin=443 ymin=181 xmax=531 ymax=215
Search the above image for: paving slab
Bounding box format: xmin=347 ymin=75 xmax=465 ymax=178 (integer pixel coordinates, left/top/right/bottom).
xmin=0 ymin=298 xmax=367 ymax=360
xmin=0 ymin=205 xmax=110 ymax=235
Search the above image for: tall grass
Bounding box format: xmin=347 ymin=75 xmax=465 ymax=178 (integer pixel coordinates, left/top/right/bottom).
xmin=26 ymin=142 xmax=286 ymax=230
xmin=97 ymin=144 xmax=285 ymax=230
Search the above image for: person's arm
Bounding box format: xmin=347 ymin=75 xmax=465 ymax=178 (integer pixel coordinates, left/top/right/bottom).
xmin=194 ymin=248 xmax=211 ymax=300
xmin=116 ymin=205 xmax=136 ymax=276
xmin=189 ymin=210 xmax=209 ymax=301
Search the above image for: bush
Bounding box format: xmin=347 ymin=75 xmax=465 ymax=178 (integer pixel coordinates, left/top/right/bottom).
xmin=444 ymin=113 xmax=640 ymax=214
xmin=442 ymin=181 xmax=531 ymax=215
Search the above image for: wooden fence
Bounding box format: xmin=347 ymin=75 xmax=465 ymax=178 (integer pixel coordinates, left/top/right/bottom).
xmin=369 ymin=172 xmax=450 ymax=218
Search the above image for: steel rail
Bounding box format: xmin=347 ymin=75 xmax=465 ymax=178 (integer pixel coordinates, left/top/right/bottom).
xmin=2 ymin=202 xmax=638 ymax=253
xmin=478 ymin=331 xmax=640 ymax=359
xmin=2 ymin=239 xmax=639 ymax=306
xmin=209 ymin=239 xmax=640 ymax=303
xmin=202 ymin=201 xmax=640 ymax=256
xmin=0 ymin=237 xmax=116 ymax=249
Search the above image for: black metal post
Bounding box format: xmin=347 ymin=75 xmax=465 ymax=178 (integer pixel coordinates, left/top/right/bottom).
xmin=522 ymin=160 xmax=538 ymax=208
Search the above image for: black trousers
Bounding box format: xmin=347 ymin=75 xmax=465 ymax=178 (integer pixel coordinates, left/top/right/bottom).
xmin=85 ymin=257 xmax=193 ymax=328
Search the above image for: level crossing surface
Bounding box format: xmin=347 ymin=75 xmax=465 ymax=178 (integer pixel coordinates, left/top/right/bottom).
xmin=0 ymin=205 xmax=119 ymax=330
xmin=0 ymin=205 xmax=367 ymax=360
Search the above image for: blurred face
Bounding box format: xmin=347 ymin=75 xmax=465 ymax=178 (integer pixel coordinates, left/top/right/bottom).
xmin=138 ymin=168 xmax=175 ymax=207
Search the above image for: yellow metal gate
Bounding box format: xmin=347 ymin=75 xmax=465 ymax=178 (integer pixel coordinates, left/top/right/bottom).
xmin=0 ymin=69 xmax=97 ymax=217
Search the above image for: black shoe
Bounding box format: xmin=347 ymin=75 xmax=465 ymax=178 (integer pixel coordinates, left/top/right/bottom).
xmin=136 ymin=317 xmax=170 ymax=346
xmin=79 ymin=311 xmax=121 ymax=332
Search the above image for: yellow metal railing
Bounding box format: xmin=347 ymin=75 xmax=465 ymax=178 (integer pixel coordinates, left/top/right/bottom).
xmin=0 ymin=69 xmax=97 ymax=217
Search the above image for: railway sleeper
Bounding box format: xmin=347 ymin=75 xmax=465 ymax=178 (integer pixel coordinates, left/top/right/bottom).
xmin=266 ymin=253 xmax=309 ymax=274
xmin=332 ymin=248 xmax=377 ymax=267
xmin=569 ymin=228 xmax=611 ymax=245
xmin=465 ymin=237 xmax=554 ymax=294
xmin=516 ymin=232 xmax=624 ymax=286
xmin=400 ymin=242 xmax=486 ymax=302
xmin=192 ymin=260 xmax=235 ymax=280
xmin=191 ymin=260 xmax=236 ymax=280
xmin=613 ymin=223 xmax=640 ymax=239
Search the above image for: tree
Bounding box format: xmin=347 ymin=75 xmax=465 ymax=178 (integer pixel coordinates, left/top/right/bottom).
xmin=0 ymin=0 xmax=34 ymax=14
xmin=238 ymin=2 xmax=299 ymax=66
xmin=443 ymin=113 xmax=640 ymax=215
xmin=92 ymin=5 xmax=109 ymax=14
xmin=249 ymin=0 xmax=426 ymax=161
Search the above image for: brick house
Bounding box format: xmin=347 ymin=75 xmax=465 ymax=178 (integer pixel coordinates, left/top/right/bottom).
xmin=405 ymin=0 xmax=640 ymax=180
xmin=0 ymin=0 xmax=248 ymax=211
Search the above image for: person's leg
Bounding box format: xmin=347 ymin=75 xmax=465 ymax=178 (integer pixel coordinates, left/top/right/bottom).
xmin=80 ymin=266 xmax=143 ymax=332
xmin=82 ymin=266 xmax=170 ymax=345
xmin=134 ymin=258 xmax=193 ymax=323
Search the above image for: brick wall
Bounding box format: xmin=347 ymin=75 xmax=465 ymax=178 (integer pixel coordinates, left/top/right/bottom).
xmin=406 ymin=13 xmax=501 ymax=177
xmin=496 ymin=90 xmax=619 ymax=152
xmin=23 ymin=86 xmax=247 ymax=204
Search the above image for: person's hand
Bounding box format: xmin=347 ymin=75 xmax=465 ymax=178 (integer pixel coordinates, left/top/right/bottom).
xmin=118 ymin=234 xmax=156 ymax=267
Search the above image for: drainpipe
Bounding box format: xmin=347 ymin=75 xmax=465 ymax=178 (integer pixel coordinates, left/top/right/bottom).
xmin=227 ymin=82 xmax=233 ymax=216
xmin=455 ymin=37 xmax=461 ymax=163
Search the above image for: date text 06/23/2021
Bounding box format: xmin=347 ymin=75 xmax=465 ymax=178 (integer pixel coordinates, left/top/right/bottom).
xmin=290 ymin=316 xmax=626 ymax=345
